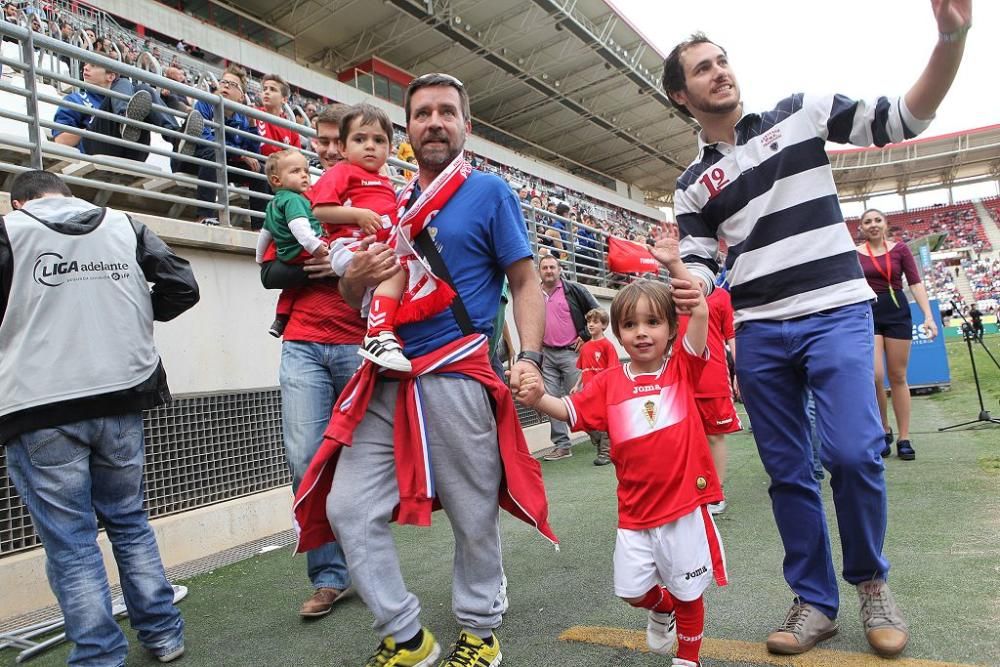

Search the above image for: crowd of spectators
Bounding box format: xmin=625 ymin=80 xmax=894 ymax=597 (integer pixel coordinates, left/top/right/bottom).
xmin=962 ymin=256 xmax=1000 ymax=308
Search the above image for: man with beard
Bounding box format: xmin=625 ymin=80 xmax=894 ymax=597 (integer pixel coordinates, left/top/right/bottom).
xmin=663 ymin=0 xmax=970 ymax=659
xmin=305 ymin=73 xmax=553 ymax=666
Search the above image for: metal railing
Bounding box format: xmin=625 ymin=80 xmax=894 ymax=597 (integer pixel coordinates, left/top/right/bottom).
xmin=0 ymin=19 xmax=653 ymax=286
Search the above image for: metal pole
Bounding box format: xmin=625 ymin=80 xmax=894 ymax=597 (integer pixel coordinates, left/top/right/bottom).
xmin=214 ymin=97 xmax=231 ymax=227
xmin=20 ymin=29 xmax=43 ymax=169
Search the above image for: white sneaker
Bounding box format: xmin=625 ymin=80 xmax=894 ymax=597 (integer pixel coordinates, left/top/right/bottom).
xmin=647 ymin=609 xmax=676 ymax=656
xmin=359 ymin=331 xmax=412 ymax=372
xmin=671 ymin=659 xmax=699 ymax=666
xmin=708 ymin=498 xmax=727 ymax=515
xmin=121 ymin=89 xmax=152 ymax=143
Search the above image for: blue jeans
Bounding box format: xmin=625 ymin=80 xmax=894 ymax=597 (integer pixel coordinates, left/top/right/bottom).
xmin=735 ymin=302 xmax=889 ymax=619
xmin=279 ymin=340 xmax=359 ymax=591
xmin=5 ymin=414 xmax=183 ymax=667
xmin=804 ymin=389 xmax=825 ymax=480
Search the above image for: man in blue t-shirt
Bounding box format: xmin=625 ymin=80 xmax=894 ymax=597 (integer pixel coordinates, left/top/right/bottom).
xmin=334 ymin=73 xmax=545 ymax=666
xmin=53 ymin=57 xmax=202 ymax=163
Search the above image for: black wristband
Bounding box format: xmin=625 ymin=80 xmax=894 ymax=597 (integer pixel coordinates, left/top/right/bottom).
xmin=516 ymin=350 xmax=543 ymax=369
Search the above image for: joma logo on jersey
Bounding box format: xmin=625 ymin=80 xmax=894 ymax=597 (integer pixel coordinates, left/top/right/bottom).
xmin=632 ymin=384 xmax=661 ymax=395
xmin=684 ymin=566 xmax=708 ymax=580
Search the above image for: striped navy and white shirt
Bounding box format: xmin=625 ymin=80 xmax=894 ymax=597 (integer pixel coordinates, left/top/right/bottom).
xmin=676 ymin=93 xmax=931 ymax=324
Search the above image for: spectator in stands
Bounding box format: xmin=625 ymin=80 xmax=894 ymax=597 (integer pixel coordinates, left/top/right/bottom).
xmin=575 ymin=212 xmax=601 ymax=281
xmin=857 ymin=208 xmax=937 ymax=461
xmin=258 ymin=103 xmax=359 ymax=619
xmin=396 ymin=138 xmax=416 ymax=181
xmin=0 ymin=170 xmax=199 ymax=666
xmin=304 ymin=101 xmax=319 ymax=120
xmin=539 ymin=254 xmax=600 ymax=461
xmin=256 ymin=73 xmax=300 ymax=158
xmin=665 ymin=0 xmax=969 ymax=656
xmin=160 ymin=66 xmax=192 ymax=114
xmin=186 ymin=64 xmax=267 ymax=227
xmin=52 ymin=56 xmax=203 ymax=163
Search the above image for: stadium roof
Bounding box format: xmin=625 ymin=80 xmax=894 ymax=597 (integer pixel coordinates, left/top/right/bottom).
xmin=830 ymin=123 xmax=1000 ymax=203
xmin=221 ymin=0 xmax=701 ymax=202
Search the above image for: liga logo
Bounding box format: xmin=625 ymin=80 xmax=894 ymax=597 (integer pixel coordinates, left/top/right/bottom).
xmin=32 ymin=252 xmax=131 ymax=287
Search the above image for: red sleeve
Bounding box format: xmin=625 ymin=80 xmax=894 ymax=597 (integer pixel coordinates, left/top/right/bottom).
xmin=718 ymin=290 xmax=735 ymax=341
xmin=575 ymin=346 xmax=586 ymax=370
xmin=567 ymin=370 xmax=609 ymax=432
xmin=680 ymin=335 xmax=710 ymax=387
xmin=306 ymin=162 xmax=352 ymax=207
xmin=897 ymin=244 xmax=921 ymax=286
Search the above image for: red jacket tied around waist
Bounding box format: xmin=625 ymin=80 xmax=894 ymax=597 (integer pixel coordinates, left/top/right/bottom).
xmin=292 ymin=333 xmax=559 ymax=552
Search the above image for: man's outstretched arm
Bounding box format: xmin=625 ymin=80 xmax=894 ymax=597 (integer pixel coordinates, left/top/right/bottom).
xmin=904 ymin=0 xmax=971 ymax=120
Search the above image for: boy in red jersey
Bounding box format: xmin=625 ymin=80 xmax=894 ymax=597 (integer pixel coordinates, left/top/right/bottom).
xmin=573 ymin=308 xmax=620 ymax=466
xmin=519 ymin=237 xmax=726 ymax=667
xmin=256 ymin=74 xmax=301 ymax=157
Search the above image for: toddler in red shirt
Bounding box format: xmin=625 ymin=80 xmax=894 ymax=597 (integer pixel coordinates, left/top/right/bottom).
xmin=518 ymin=237 xmax=727 ymax=667
xmin=573 ymin=308 xmax=619 ymax=466
xmin=307 ymin=103 xmax=412 ymax=371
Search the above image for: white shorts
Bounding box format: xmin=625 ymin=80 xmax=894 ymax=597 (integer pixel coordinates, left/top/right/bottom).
xmin=613 ymin=506 xmax=728 ymax=601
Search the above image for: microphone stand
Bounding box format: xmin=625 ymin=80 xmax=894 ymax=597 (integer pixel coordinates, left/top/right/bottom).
xmin=938 ymin=301 xmax=1000 ymax=431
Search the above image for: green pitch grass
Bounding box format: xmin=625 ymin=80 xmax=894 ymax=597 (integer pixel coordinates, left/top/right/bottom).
xmin=6 ymin=340 xmax=999 ymax=666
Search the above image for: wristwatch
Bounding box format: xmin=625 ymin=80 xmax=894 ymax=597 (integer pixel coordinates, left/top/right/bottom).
xmin=516 ymin=350 xmax=543 ymax=369
xmin=939 ymin=21 xmax=971 ymax=43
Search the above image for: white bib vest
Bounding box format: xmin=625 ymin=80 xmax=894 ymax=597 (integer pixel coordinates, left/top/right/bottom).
xmin=0 ymin=206 xmax=159 ymax=418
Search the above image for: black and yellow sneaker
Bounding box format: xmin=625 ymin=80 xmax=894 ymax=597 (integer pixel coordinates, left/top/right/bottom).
xmin=365 ymin=628 xmax=441 ymax=667
xmin=437 ymin=631 xmax=502 ymax=666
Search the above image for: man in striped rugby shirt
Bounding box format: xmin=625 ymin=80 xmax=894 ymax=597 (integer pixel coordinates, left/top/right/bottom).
xmin=662 ymin=0 xmax=971 ymax=659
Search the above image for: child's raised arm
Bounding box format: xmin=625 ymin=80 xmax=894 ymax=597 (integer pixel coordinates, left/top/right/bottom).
xmin=651 ymin=235 xmax=709 ymax=356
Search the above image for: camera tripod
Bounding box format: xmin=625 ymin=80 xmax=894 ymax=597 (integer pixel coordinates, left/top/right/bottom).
xmin=938 ymin=302 xmax=1000 ymax=431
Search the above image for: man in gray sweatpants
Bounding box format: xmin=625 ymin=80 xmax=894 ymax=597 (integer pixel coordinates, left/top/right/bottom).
xmin=329 ymin=73 xmax=546 ymax=666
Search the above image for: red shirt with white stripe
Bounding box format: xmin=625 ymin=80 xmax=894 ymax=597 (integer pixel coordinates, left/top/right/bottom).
xmin=565 ymin=339 xmax=722 ymax=530
xmin=576 ymin=337 xmax=619 ymax=386
xmin=255 ymin=110 xmax=301 ymax=157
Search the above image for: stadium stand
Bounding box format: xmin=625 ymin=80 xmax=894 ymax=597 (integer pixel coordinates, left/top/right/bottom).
xmin=846 ymin=200 xmax=993 ymax=253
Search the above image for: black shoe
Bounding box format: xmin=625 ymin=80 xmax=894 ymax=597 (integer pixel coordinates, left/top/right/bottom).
xmin=881 ymin=430 xmax=893 ymax=458
xmin=896 ymin=440 xmax=915 ymax=461
xmin=268 ymin=316 xmax=288 ymax=338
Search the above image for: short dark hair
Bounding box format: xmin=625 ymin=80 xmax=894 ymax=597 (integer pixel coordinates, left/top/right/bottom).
xmin=404 ymin=73 xmax=470 ymax=123
xmin=610 ymin=279 xmax=678 ymax=350
xmin=261 ymin=73 xmax=290 ymax=99
xmin=315 ymin=103 xmax=348 ymax=129
xmin=338 ymin=103 xmax=393 ymax=146
xmin=555 ymin=203 xmax=570 ymax=217
xmin=661 ymin=32 xmax=726 ymax=119
xmin=10 ymin=170 xmax=72 ymax=204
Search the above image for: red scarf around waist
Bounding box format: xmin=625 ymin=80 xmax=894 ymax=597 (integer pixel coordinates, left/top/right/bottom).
xmin=292 ymin=334 xmax=559 ymax=553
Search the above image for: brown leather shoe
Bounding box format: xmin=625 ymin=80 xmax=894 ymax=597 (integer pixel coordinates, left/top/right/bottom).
xmin=299 ymin=587 xmax=349 ymax=617
xmin=858 ymin=580 xmax=909 ymax=657
xmin=766 ymin=600 xmax=838 ymax=654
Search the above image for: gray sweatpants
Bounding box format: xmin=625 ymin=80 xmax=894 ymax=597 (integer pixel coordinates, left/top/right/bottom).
xmin=326 ymin=375 xmax=505 ymax=641
xmin=542 ymin=346 xmax=580 ymax=450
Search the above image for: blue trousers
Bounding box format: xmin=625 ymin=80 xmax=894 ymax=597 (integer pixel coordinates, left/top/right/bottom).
xmin=735 ymin=302 xmax=889 ymax=619
xmin=6 ymin=414 xmax=183 ymax=667
xmin=279 ymin=340 xmax=357 ymax=591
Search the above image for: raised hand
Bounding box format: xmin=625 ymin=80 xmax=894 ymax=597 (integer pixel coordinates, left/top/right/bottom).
xmin=931 ymin=0 xmax=972 ymax=34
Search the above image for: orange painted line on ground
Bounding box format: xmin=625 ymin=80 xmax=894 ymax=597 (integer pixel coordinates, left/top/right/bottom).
xmin=559 ymin=625 xmax=978 ymax=667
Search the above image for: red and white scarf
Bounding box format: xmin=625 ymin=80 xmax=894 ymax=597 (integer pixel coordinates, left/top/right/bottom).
xmin=390 ymin=154 xmax=472 ymax=324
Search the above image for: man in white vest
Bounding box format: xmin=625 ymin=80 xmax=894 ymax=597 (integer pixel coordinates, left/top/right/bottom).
xmin=0 ymin=171 xmax=200 ymax=666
